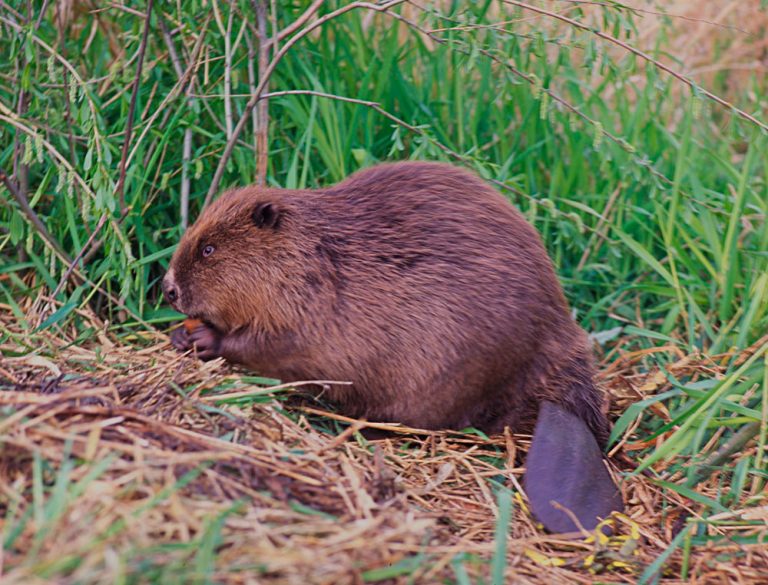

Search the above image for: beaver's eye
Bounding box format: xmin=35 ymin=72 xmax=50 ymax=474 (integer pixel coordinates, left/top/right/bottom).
xmin=202 ymin=244 xmax=215 ymax=258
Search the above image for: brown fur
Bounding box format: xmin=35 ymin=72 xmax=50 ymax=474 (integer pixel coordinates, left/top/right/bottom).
xmin=164 ymin=162 xmax=608 ymax=442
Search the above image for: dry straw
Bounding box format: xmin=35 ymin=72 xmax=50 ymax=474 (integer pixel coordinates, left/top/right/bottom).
xmin=1 ymin=307 xmax=766 ymax=583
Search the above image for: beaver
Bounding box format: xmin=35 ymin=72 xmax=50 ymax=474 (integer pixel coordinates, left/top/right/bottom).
xmin=163 ymin=161 xmax=623 ymax=533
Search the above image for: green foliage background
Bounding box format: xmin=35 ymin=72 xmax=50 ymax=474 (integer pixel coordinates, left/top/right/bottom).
xmin=1 ymin=0 xmax=767 ymax=525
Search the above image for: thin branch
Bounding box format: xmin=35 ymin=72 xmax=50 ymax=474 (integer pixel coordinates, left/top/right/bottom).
xmin=0 ymin=1 xmax=23 ymax=21
xmin=212 ymin=0 xmax=234 ymax=139
xmin=116 ymin=0 xmax=154 ymax=213
xmin=398 ymin=5 xmax=677 ymax=188
xmin=33 ymin=0 xmax=51 ymax=29
xmin=576 ymin=184 xmax=622 ymax=271
xmin=255 ymin=0 xmax=270 ymax=185
xmin=262 ymin=89 xmax=381 ymax=106
xmin=245 ymin=28 xmax=259 ymax=163
xmin=504 ymin=0 xmax=768 ymax=133
xmin=125 ymin=16 xmax=209 ymax=169
xmin=272 ymin=0 xmax=325 ymax=45
xmin=270 ymin=0 xmax=278 ymax=51
xmin=159 ymin=12 xmax=200 ymax=230
xmin=260 ymin=90 xmax=473 ymax=165
xmin=49 ymin=215 xmax=108 ymax=300
xmin=204 ymin=0 xmax=406 ymax=207
xmin=0 ymin=14 xmax=105 ymax=154
xmin=103 ymin=2 xmax=147 ymax=19
xmin=12 ymin=53 xmax=29 ymax=199
xmin=0 ymin=167 xmax=72 ymax=264
xmin=180 ymin=127 xmax=193 ymax=230
xmin=158 ymin=13 xmax=184 ymax=78
xmin=686 ymin=422 xmax=760 ymax=488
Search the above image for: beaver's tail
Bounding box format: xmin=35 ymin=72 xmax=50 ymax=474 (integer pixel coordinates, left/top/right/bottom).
xmin=524 ymin=351 xmax=623 ymax=534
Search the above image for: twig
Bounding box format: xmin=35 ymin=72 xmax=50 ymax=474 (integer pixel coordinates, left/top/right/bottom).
xmin=12 ymin=14 xmax=31 ymax=199
xmin=33 ymin=0 xmax=51 ymax=29
xmin=116 ymin=0 xmax=154 ymax=214
xmin=180 ymin=127 xmax=193 ymax=230
xmin=0 ymin=0 xmax=24 ymax=21
xmin=159 ymin=12 xmax=197 ymax=229
xmin=553 ymin=0 xmax=750 ymax=34
xmin=0 ymin=167 xmax=72 ymax=264
xmin=212 ymin=0 xmax=234 ymax=139
xmin=270 ymin=0 xmax=278 ymax=51
xmin=255 ymin=0 xmax=270 ymax=185
xmin=576 ymin=184 xmax=622 ymax=271
xmin=261 ymin=89 xmax=470 ymax=162
xmin=0 ymin=14 xmax=104 ymax=154
xmin=49 ymin=215 xmax=109 ymax=300
xmin=158 ymin=13 xmax=184 ymax=78
xmin=103 ymin=2 xmax=147 ymax=19
xmin=245 ymin=28 xmax=259 ymax=161
xmin=204 ymin=0 xmax=406 ymax=207
xmin=503 ymin=0 xmax=768 ymax=133
xmin=686 ymin=422 xmax=761 ymax=488
xmin=272 ymin=0 xmax=325 ymax=45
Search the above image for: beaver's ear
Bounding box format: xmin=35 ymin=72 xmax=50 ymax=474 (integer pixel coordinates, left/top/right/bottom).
xmin=524 ymin=401 xmax=623 ymax=535
xmin=252 ymin=202 xmax=281 ymax=229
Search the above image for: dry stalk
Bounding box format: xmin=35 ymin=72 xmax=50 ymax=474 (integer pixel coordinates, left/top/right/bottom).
xmin=204 ymin=0 xmax=407 ymax=207
xmin=159 ymin=11 xmax=204 ymax=229
xmin=116 ymin=0 xmax=154 ymax=214
xmin=255 ymin=0 xmax=270 ymax=185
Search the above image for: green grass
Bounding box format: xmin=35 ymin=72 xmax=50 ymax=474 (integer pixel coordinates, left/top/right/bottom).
xmin=1 ymin=0 xmax=767 ymax=582
xmin=2 ymin=2 xmax=765 ymax=343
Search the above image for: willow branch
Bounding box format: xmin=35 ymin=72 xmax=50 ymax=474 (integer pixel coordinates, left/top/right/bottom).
xmin=0 ymin=167 xmax=72 ymax=264
xmin=116 ymin=0 xmax=154 ymax=213
xmin=272 ymin=0 xmax=325 ymax=45
xmin=504 ymin=0 xmax=768 ymax=133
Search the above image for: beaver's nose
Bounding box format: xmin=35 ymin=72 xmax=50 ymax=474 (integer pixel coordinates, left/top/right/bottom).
xmin=165 ymin=284 xmax=178 ymax=303
xmin=163 ymin=276 xmax=180 ymax=307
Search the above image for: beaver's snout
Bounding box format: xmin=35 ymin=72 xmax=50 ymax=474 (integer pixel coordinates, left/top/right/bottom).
xmin=162 ymin=272 xmax=181 ymax=310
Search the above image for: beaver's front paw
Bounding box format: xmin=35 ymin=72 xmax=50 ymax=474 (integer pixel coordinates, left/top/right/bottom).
xmin=170 ymin=325 xmax=192 ymax=352
xmin=188 ymin=322 xmax=223 ymax=361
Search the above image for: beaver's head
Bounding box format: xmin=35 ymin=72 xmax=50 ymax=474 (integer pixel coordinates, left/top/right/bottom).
xmin=163 ymin=187 xmax=304 ymax=333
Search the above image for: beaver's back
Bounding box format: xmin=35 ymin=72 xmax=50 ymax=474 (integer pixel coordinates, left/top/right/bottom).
xmin=289 ymin=162 xmax=597 ymax=434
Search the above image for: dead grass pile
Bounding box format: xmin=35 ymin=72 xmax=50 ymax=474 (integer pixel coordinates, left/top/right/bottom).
xmin=1 ymin=308 xmax=767 ymax=583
